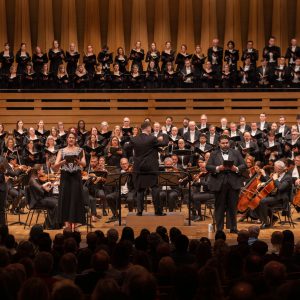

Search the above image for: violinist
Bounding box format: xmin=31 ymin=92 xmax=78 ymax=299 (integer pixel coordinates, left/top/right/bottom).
xmin=6 ymin=155 xmax=27 ymax=215
xmin=190 ymin=159 xmax=214 ymax=221
xmin=28 ymin=164 xmax=59 ymax=229
xmin=159 ymin=157 xmax=180 ymax=212
xmin=255 ymin=160 xmax=292 ymax=229
xmin=106 ymin=157 xmax=135 ymax=223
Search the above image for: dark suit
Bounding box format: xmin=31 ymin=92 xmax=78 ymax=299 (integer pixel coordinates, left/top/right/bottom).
xmin=255 ymin=172 xmax=292 ymax=224
xmin=238 ymin=141 xmax=260 ymax=160
xmin=206 ymin=148 xmax=246 ymax=230
xmin=276 ymin=125 xmax=290 ymax=138
xmin=183 ymin=131 xmax=200 ymax=148
xmin=237 ymin=124 xmax=251 ymax=134
xmin=206 ymin=133 xmax=219 ymax=146
xmin=131 ymin=133 xmax=168 ymax=214
xmin=257 ymin=122 xmax=271 ymax=132
xmin=178 ymin=127 xmax=189 ymax=137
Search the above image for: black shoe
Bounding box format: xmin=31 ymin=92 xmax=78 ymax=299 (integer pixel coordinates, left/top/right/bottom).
xmin=155 ymin=212 xmax=167 ymax=216
xmin=136 ymin=212 xmax=143 ymax=216
xmin=260 ymin=223 xmax=270 ymax=229
xmin=230 ymin=229 xmax=239 ymax=234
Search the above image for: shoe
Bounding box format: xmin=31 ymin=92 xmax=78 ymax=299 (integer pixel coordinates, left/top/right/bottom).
xmin=136 ymin=212 xmax=143 ymax=216
xmin=260 ymin=223 xmax=270 ymax=229
xmin=230 ymin=229 xmax=239 ymax=234
xmin=103 ymin=210 xmax=108 ymax=216
xmin=271 ymin=215 xmax=279 ymax=226
xmin=155 ymin=212 xmax=167 ymax=216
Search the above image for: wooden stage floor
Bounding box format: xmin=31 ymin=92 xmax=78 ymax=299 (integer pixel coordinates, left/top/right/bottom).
xmin=6 ymin=205 xmax=300 ymax=244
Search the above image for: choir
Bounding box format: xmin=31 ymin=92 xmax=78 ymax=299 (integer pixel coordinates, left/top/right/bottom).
xmin=2 ymin=37 xmax=300 ymax=89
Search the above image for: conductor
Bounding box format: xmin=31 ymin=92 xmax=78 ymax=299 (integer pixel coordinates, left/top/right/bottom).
xmin=130 ymin=121 xmax=168 ymax=216
xmin=206 ymin=135 xmax=246 ymax=233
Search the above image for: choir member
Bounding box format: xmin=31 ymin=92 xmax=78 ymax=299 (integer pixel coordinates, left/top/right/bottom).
xmin=32 ymin=46 xmax=48 ymax=73
xmin=77 ymin=120 xmax=88 ymax=147
xmin=65 ymin=43 xmax=80 ymax=77
xmin=237 ymin=116 xmax=251 ymax=134
xmin=180 ymin=59 xmax=194 ymax=88
xmin=114 ymin=47 xmax=128 ymax=74
xmin=290 ymin=57 xmax=300 ymax=87
xmin=3 ymin=136 xmax=16 ymax=157
xmin=38 ymin=63 xmax=54 ymax=89
xmin=221 ymin=64 xmax=235 ymax=88
xmin=201 ymin=61 xmax=216 ymax=88
xmin=105 ymin=135 xmax=123 ymax=168
xmin=145 ymin=60 xmax=159 ymax=89
xmin=0 ymin=42 xmax=14 ymax=75
xmin=97 ymin=45 xmax=113 ymax=74
xmin=83 ymin=45 xmax=97 ymax=77
xmin=84 ymin=134 xmax=104 ymax=161
xmin=162 ymin=62 xmax=178 ymax=88
xmin=127 ymin=64 xmax=143 ymax=89
xmin=276 ymin=116 xmax=290 ymax=138
xmin=93 ymin=63 xmax=110 ymax=88
xmin=263 ymin=36 xmax=281 ymax=70
xmin=99 ymin=121 xmax=112 ymax=147
xmin=0 ymin=124 xmax=7 ymax=155
xmin=129 ymin=41 xmax=145 ymax=72
xmin=48 ymin=40 xmax=65 ymax=74
xmin=35 ymin=120 xmax=50 ymax=147
xmin=22 ymin=63 xmax=37 ymax=89
xmin=256 ymin=59 xmax=271 ymax=88
xmin=207 ymin=38 xmax=223 ymax=73
xmin=6 ymin=65 xmax=21 ymax=89
xmin=239 ymin=58 xmax=256 ymax=87
xmin=146 ymin=42 xmax=160 ymax=71
xmin=161 ymin=41 xmax=175 ymax=72
xmin=112 ymin=125 xmax=123 ymax=143
xmin=285 ymin=38 xmax=300 ymax=67
xmin=191 ymin=45 xmax=206 ymax=75
xmin=23 ymin=139 xmax=42 ymax=167
xmin=175 ymin=44 xmax=191 ymax=72
xmin=16 ymin=43 xmax=31 ymax=75
xmin=55 ymin=64 xmax=70 ymax=89
xmin=272 ymin=57 xmax=290 ymax=87
xmin=111 ymin=63 xmax=125 ymax=89
xmin=44 ymin=135 xmax=59 ymax=163
xmin=241 ymin=40 xmax=259 ymax=68
xmin=239 ymin=131 xmax=260 ymax=161
xmin=14 ymin=120 xmax=27 ymax=149
xmin=224 ymin=40 xmax=239 ymax=73
xmin=74 ymin=64 xmax=89 ymax=89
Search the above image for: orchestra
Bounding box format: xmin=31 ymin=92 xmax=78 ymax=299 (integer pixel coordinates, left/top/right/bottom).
xmin=1 ymin=37 xmax=300 ymax=89
xmin=0 ymin=112 xmax=299 ymax=233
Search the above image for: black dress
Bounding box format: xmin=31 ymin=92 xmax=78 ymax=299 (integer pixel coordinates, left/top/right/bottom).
xmin=58 ymin=147 xmax=86 ymax=224
xmin=97 ymin=51 xmax=113 ymax=73
xmin=74 ymin=73 xmax=90 ymax=89
xmin=38 ymin=72 xmax=54 ymax=89
xmin=145 ymin=51 xmax=161 ymax=71
xmin=129 ymin=49 xmax=145 ymax=72
xmin=32 ymin=53 xmax=48 ymax=73
xmin=114 ymin=55 xmax=128 ymax=73
xmin=161 ymin=50 xmax=175 ymax=71
xmin=48 ymin=49 xmax=65 ymax=74
xmin=83 ymin=54 xmax=97 ymax=76
xmin=0 ymin=51 xmax=14 ymax=75
xmin=16 ymin=51 xmax=31 ymax=75
xmin=56 ymin=74 xmax=70 ymax=89
xmin=65 ymin=51 xmax=80 ymax=76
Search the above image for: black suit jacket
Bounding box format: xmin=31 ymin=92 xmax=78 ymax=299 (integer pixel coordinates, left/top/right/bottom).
xmin=238 ymin=141 xmax=259 ymax=158
xmin=206 ymin=148 xmax=246 ymax=192
xmin=183 ymin=131 xmax=201 ymax=146
xmin=28 ymin=177 xmax=46 ymax=209
xmin=131 ymin=133 xmax=168 ymax=189
xmin=273 ymin=172 xmax=293 ymax=203
xmin=178 ymin=127 xmax=189 ymax=137
xmin=206 ymin=133 xmax=219 ymax=146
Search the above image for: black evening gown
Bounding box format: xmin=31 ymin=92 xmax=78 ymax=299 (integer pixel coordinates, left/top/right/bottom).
xmin=65 ymin=51 xmax=80 ymax=77
xmin=58 ymin=148 xmax=86 ymax=224
xmin=16 ymin=51 xmax=31 ymax=75
xmin=114 ymin=55 xmax=128 ymax=73
xmin=0 ymin=51 xmax=14 ymax=75
xmin=48 ymin=49 xmax=65 ymax=74
xmin=32 ymin=53 xmax=48 ymax=73
xmin=83 ymin=54 xmax=97 ymax=76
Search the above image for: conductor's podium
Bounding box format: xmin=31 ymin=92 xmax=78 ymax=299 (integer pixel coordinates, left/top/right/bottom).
xmin=119 ymin=212 xmax=186 ymax=230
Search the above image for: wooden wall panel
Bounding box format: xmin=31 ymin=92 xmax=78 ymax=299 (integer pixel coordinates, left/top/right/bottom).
xmin=0 ymin=0 xmax=7 ymax=48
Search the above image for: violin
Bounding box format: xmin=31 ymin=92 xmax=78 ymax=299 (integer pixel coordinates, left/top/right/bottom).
xmin=192 ymin=171 xmax=207 ymax=183
xmin=38 ymin=173 xmax=60 ymax=182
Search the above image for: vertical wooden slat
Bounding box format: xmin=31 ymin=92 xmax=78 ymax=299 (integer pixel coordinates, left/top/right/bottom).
xmin=224 ymin=0 xmax=242 ymax=51
xmin=60 ymin=0 xmax=78 ymax=50
xmin=177 ymin=0 xmax=194 ymax=51
xmin=247 ymin=0 xmax=265 ymax=59
xmin=83 ymin=0 xmax=101 ymax=54
xmin=14 ymin=0 xmax=32 ymax=53
xmin=107 ymin=0 xmax=125 ymax=54
xmin=130 ymin=0 xmax=148 ymax=49
xmin=272 ymin=0 xmax=289 ymax=52
xmin=153 ymin=0 xmax=171 ymax=50
xmin=200 ymin=0 xmax=218 ymax=52
xmin=37 ymin=0 xmax=54 ymax=51
xmin=0 ymin=0 xmax=7 ymax=48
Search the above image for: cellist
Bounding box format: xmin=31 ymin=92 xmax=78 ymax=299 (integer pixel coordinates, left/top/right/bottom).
xmin=255 ymin=160 xmax=292 ymax=229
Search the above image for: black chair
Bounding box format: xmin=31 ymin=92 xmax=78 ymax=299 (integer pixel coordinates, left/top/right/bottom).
xmin=23 ymin=186 xmax=48 ymax=229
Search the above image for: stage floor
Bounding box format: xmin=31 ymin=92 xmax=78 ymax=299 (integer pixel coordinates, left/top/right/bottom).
xmin=6 ymin=205 xmax=300 ymax=245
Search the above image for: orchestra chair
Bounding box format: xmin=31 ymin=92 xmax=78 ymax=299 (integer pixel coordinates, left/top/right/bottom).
xmin=269 ymin=190 xmax=295 ymax=228
xmin=23 ymin=186 xmax=48 ymax=229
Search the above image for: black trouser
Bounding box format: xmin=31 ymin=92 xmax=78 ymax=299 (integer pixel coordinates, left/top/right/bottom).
xmin=255 ymin=196 xmax=283 ymax=224
xmin=106 ymin=191 xmax=135 ymax=216
xmin=0 ymin=189 xmax=7 ymax=225
xmin=8 ymin=187 xmax=25 ymax=210
xmin=214 ymin=184 xmax=239 ymax=231
xmin=192 ymin=192 xmax=215 ymax=209
xmin=40 ymin=196 xmax=59 ymax=229
xmin=137 ymin=185 xmax=161 ymax=214
xmin=159 ymin=190 xmax=178 ymax=212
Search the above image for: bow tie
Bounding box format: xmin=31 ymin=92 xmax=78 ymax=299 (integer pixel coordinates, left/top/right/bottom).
xmin=221 ymin=150 xmax=229 ymax=155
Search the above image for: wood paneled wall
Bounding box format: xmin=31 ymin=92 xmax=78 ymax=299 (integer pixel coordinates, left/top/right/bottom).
xmin=2 ymin=0 xmax=299 ymax=57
